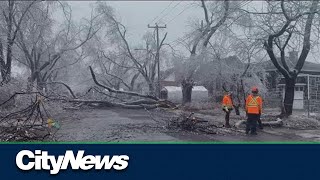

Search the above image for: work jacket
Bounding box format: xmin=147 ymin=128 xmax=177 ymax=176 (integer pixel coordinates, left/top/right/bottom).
xmin=222 ymin=95 xmax=233 ymax=109
xmin=245 ymin=94 xmax=263 ymax=114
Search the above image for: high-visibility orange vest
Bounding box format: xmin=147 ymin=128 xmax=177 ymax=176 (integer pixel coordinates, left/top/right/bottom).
xmin=246 ymin=94 xmax=262 ymax=114
xmin=222 ymin=95 xmax=233 ymax=109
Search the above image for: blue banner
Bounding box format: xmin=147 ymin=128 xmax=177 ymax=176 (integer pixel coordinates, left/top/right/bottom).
xmin=1 ymin=144 xmax=320 ymax=180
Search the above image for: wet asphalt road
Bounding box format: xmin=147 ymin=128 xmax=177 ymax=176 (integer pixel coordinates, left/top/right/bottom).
xmin=55 ymin=108 xmax=319 ymax=142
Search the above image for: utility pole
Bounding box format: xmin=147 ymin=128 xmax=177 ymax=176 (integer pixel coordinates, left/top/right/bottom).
xmin=307 ymin=74 xmax=310 ymax=118
xmin=148 ymin=23 xmax=166 ymax=98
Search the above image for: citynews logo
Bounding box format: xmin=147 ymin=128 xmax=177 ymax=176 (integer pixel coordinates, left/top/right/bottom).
xmin=16 ymin=150 xmax=129 ymax=175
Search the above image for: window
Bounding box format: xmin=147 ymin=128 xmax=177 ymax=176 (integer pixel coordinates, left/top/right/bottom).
xmin=294 ymin=86 xmax=304 ymax=91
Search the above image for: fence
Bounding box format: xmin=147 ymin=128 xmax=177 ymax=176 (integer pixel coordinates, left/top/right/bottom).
xmin=264 ymin=89 xmax=283 ymax=109
xmin=265 ymin=88 xmax=320 ymax=114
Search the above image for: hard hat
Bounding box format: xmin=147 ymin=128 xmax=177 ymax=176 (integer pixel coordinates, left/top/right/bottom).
xmin=251 ymin=86 xmax=258 ymax=93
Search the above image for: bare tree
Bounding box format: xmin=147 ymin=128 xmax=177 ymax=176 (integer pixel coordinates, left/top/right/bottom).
xmin=97 ymin=50 xmax=140 ymax=91
xmin=247 ymin=0 xmax=320 ymax=116
xmin=15 ymin=2 xmax=101 ymax=91
xmin=94 ymin=2 xmax=167 ymax=96
xmin=177 ymin=0 xmax=231 ymax=104
xmin=0 ymin=0 xmax=37 ymax=83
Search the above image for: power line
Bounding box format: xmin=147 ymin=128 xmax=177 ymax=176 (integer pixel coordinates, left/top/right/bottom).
xmin=148 ymin=1 xmax=174 ymax=25
xmin=166 ymin=1 xmax=251 ymax=33
xmin=166 ymin=4 xmax=194 ymax=24
xmin=220 ymin=1 xmax=252 ymax=31
xmin=168 ymin=35 xmax=191 ymax=47
xmin=156 ymin=1 xmax=182 ymax=24
xmin=167 ymin=1 xmax=252 ymax=49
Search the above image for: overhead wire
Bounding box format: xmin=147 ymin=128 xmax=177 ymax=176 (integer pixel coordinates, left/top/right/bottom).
xmin=147 ymin=1 xmax=252 ymax=52
xmin=166 ymin=3 xmax=195 ymax=24
xmin=167 ymin=1 xmax=252 ymax=49
xmin=148 ymin=1 xmax=174 ymax=24
xmin=155 ymin=1 xmax=182 ymax=23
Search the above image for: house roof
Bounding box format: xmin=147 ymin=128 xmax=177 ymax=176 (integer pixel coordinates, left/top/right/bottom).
xmin=162 ymin=86 xmax=207 ymax=92
xmin=261 ymin=60 xmax=320 ymax=72
xmin=161 ymin=55 xmax=320 ymax=82
xmin=194 ymin=56 xmax=245 ymax=78
xmin=223 ymin=55 xmax=244 ymax=68
xmin=161 ymin=56 xmax=245 ymax=82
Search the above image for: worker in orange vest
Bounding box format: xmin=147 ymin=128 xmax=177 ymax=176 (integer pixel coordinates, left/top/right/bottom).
xmin=245 ymin=87 xmax=263 ymax=135
xmin=222 ymin=91 xmax=234 ymax=128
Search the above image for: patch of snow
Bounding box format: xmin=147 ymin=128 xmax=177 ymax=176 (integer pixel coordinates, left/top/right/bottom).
xmin=162 ymin=86 xmax=208 ymax=103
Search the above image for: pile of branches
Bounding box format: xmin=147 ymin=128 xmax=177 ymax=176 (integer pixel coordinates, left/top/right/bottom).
xmin=167 ymin=112 xmax=248 ymax=136
xmin=0 ymin=92 xmax=56 ymax=141
xmin=167 ymin=112 xmax=219 ymax=134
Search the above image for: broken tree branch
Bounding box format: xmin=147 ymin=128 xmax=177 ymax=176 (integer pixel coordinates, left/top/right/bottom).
xmin=89 ymin=66 xmax=158 ymax=100
xmin=45 ymin=81 xmax=76 ymax=99
xmin=69 ymin=99 xmax=158 ymax=110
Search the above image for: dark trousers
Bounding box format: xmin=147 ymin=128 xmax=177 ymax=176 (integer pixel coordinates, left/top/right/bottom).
xmin=223 ymin=109 xmax=231 ymax=127
xmin=225 ymin=111 xmax=230 ymax=126
xmin=257 ymin=114 xmax=263 ymax=128
xmin=246 ymin=114 xmax=259 ymax=134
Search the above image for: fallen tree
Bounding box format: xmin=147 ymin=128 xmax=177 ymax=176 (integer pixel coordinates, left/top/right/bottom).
xmin=45 ymin=81 xmax=77 ymax=99
xmin=89 ymin=66 xmax=158 ymax=100
xmin=73 ymin=66 xmax=177 ymax=110
xmin=0 ymin=92 xmax=58 ymax=141
xmin=13 ymin=66 xmax=177 ymax=111
xmin=63 ymin=99 xmax=155 ymax=110
xmin=68 ymin=98 xmax=175 ymax=110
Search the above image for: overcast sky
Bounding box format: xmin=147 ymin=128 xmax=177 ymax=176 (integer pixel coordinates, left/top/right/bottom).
xmin=67 ymin=1 xmax=203 ymax=48
xmin=63 ymin=1 xmax=320 ymax=63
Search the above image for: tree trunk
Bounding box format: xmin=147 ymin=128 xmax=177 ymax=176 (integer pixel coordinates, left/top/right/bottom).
xmin=27 ymin=70 xmax=42 ymax=92
xmin=182 ymin=86 xmax=192 ymax=104
xmin=240 ymin=79 xmax=246 ymax=108
xmin=37 ymin=79 xmax=46 ymax=94
xmin=148 ymin=82 xmax=155 ymax=96
xmin=207 ymin=84 xmax=214 ymax=98
xmin=283 ymin=77 xmax=296 ymax=116
xmin=182 ymin=79 xmax=193 ymax=104
xmin=1 ymin=71 xmax=11 ymax=83
xmin=5 ymin=43 xmax=13 ymax=83
xmin=232 ymin=81 xmax=241 ymax=116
